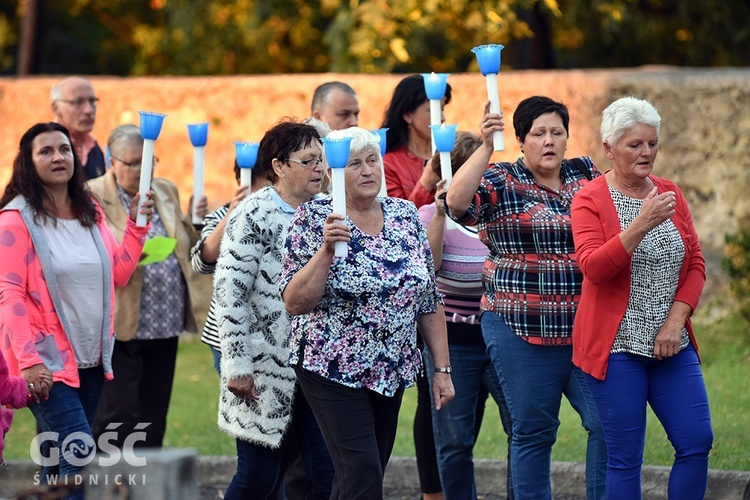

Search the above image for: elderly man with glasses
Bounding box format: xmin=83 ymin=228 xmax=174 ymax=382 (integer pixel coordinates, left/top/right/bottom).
xmin=51 ymin=76 xmax=106 ymax=180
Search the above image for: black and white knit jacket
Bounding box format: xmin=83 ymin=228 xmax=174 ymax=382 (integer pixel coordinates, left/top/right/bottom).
xmin=213 ymin=187 xmax=297 ymax=447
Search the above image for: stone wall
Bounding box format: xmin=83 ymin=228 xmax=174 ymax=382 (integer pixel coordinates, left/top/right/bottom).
xmin=1 ymin=67 xmax=748 ymax=314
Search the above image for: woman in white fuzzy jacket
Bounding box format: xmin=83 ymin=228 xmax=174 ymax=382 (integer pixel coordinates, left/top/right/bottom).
xmin=212 ymin=120 xmax=333 ymax=500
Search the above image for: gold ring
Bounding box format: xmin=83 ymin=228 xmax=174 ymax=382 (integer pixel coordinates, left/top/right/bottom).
xmin=28 ymin=382 xmax=34 ymax=389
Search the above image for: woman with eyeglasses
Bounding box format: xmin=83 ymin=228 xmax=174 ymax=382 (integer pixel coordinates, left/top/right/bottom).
xmin=280 ymin=127 xmax=454 ymax=499
xmin=0 ymin=122 xmax=152 ymax=497
xmin=212 ymin=120 xmax=333 ymax=499
xmin=88 ymin=124 xmax=208 ymax=449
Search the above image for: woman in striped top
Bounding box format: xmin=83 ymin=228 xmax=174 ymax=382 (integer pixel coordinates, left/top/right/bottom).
xmin=420 ymin=131 xmax=514 ymax=499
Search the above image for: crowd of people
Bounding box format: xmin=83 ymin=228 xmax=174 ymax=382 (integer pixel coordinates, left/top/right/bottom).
xmin=0 ymin=73 xmax=713 ymax=500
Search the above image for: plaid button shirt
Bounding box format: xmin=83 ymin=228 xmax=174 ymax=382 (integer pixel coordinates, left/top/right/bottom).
xmin=448 ymin=157 xmax=598 ymax=345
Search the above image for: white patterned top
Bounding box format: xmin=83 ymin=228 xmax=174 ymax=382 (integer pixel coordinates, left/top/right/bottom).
xmin=609 ymin=187 xmax=689 ymax=357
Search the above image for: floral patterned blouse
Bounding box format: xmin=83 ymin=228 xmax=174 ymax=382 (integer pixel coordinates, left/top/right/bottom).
xmin=279 ymin=196 xmax=442 ymax=397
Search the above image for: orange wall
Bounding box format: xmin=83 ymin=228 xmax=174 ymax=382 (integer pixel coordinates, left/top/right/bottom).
xmin=0 ymin=72 xmax=609 ymax=213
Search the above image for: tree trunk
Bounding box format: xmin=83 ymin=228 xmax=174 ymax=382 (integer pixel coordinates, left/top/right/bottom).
xmin=506 ymin=4 xmax=556 ymax=69
xmin=17 ymin=0 xmax=41 ymax=75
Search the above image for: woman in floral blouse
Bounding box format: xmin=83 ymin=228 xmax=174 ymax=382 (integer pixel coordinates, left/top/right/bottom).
xmin=280 ymin=127 xmax=454 ymax=499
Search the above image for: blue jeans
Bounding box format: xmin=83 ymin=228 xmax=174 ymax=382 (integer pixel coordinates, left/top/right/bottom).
xmin=482 ymin=312 xmax=606 ymax=500
xmin=210 ymin=346 xmax=221 ymax=376
xmin=585 ymin=345 xmax=713 ymax=500
xmin=425 ymin=343 xmax=514 ymax=500
xmin=28 ymin=367 xmax=104 ymax=500
xmin=225 ymin=385 xmax=333 ymax=500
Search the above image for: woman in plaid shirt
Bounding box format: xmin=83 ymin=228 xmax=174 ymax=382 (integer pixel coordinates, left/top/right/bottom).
xmin=445 ymin=96 xmax=606 ymax=500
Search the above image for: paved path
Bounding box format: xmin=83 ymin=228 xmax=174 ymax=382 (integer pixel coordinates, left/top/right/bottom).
xmin=2 ymin=455 xmax=749 ymax=499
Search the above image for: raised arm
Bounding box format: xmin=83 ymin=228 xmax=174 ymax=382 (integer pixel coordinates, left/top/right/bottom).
xmin=446 ymin=102 xmax=504 ymax=218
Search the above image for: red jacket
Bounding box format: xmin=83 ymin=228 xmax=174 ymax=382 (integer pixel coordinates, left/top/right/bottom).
xmin=570 ymin=174 xmax=705 ymax=380
xmin=383 ymin=146 xmax=435 ymax=208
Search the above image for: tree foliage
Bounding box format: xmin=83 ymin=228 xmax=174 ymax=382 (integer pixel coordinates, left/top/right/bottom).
xmin=1 ymin=0 xmax=748 ymax=75
xmin=551 ymin=0 xmax=750 ymax=68
xmin=723 ymin=222 xmax=750 ymax=339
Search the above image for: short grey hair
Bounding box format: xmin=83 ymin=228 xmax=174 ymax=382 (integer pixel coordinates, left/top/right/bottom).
xmin=325 ymin=127 xmax=381 ymax=167
xmin=311 ymin=82 xmax=356 ymax=114
xmin=601 ymin=97 xmax=661 ymax=147
xmin=302 ymin=116 xmax=332 ymax=138
xmin=50 ymin=76 xmax=94 ymax=103
xmin=107 ymin=124 xmax=143 ymax=157
xmin=50 ymin=82 xmax=63 ymax=103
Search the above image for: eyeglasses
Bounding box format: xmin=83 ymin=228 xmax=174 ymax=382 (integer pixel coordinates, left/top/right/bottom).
xmin=56 ymin=97 xmax=100 ymax=108
xmin=111 ymin=155 xmax=159 ymax=169
xmin=287 ymin=158 xmax=323 ymax=168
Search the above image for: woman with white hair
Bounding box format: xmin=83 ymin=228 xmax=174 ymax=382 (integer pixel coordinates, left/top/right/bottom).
xmin=280 ymin=127 xmax=454 ymax=499
xmin=571 ymin=97 xmax=713 ymax=499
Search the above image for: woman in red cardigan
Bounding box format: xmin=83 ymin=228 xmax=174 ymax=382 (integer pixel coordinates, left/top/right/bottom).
xmin=571 ymin=97 xmax=713 ymax=500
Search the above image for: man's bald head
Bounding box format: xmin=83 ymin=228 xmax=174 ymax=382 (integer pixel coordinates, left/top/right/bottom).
xmin=311 ymin=82 xmax=360 ymax=131
xmin=51 ymin=76 xmax=98 ymax=139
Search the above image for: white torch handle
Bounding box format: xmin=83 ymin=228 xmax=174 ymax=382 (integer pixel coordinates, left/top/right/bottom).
xmin=136 ymin=139 xmax=155 ymax=227
xmin=331 ymin=168 xmax=347 ymax=258
xmin=485 ymin=73 xmax=505 ymax=152
xmin=439 ymin=151 xmax=452 ymax=189
xmin=192 ymin=146 xmax=205 ymax=225
xmin=440 ymin=150 xmax=456 ymax=230
xmin=440 ymin=151 xmax=456 ymax=229
xmin=430 ymin=99 xmax=442 ymax=153
xmin=240 ymin=168 xmax=252 ymax=189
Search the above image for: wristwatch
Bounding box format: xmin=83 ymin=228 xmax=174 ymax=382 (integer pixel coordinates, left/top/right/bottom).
xmin=434 ymin=366 xmax=452 ymax=374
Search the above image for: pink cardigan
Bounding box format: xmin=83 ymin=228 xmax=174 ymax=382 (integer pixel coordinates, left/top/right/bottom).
xmin=0 ymin=196 xmax=148 ymax=388
xmin=570 ymin=174 xmax=705 ymax=380
xmin=1 ymin=348 xmax=28 ymax=465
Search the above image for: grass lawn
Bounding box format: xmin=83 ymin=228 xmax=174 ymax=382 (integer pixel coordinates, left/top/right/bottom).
xmin=4 ymin=314 xmax=750 ymax=471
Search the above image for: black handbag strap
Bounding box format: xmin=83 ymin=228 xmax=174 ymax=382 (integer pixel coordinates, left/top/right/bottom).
xmin=569 ymin=157 xmax=593 ymax=181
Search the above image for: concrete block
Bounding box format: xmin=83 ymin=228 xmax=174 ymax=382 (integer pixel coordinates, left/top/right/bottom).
xmin=84 ymin=448 xmax=197 ymax=500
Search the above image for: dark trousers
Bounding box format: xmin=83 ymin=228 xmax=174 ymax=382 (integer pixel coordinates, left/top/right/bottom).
xmin=93 ymin=336 xmax=178 ymax=448
xmin=294 ymin=367 xmax=404 ymax=500
xmin=414 ymin=368 xmax=443 ymax=494
xmin=224 ymin=385 xmax=333 ymax=500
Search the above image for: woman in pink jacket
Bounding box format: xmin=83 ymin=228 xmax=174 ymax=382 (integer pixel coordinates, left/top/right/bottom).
xmin=0 ymin=123 xmax=152 ymax=496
